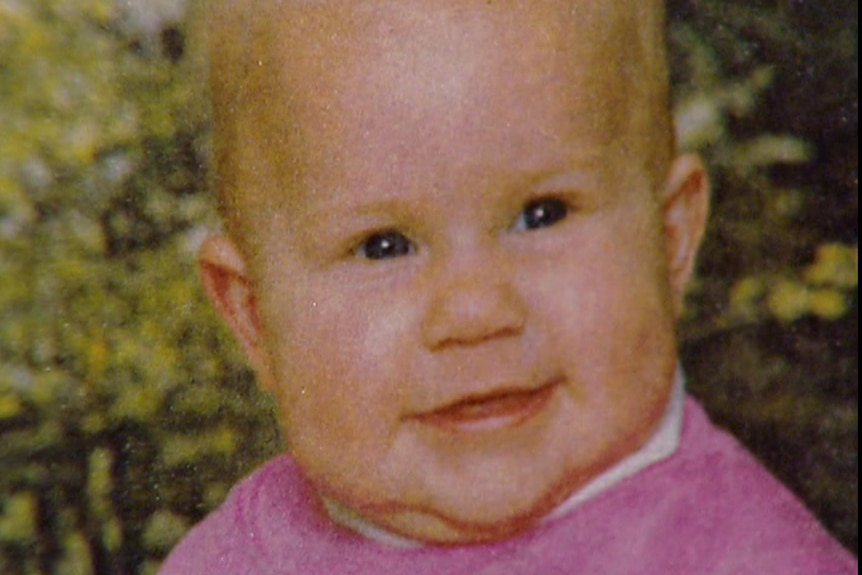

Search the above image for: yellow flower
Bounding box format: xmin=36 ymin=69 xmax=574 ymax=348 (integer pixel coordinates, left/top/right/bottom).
xmin=804 ymin=243 xmax=858 ymax=288
xmin=809 ymin=289 xmax=849 ymax=321
xmin=767 ymin=279 xmax=810 ymax=323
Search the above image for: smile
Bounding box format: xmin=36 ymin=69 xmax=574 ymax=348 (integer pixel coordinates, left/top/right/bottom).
xmin=412 ymin=378 xmax=562 ymax=433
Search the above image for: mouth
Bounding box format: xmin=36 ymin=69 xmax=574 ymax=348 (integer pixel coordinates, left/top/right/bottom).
xmin=412 ymin=378 xmax=562 ymax=433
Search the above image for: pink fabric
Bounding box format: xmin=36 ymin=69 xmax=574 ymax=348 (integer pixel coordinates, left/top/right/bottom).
xmin=158 ymin=398 xmax=857 ymax=574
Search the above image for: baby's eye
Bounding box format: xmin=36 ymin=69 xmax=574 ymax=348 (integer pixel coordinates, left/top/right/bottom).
xmin=515 ymin=198 xmax=569 ymax=231
xmin=356 ymin=230 xmax=416 ymax=260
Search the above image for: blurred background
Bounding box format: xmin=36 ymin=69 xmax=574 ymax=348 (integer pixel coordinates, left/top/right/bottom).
xmin=0 ymin=0 xmax=856 ymax=573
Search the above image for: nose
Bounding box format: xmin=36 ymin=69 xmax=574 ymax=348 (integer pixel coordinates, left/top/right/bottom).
xmin=420 ymin=249 xmax=527 ymax=350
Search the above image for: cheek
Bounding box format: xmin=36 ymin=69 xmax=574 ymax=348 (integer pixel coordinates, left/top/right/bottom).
xmin=258 ymin=281 xmax=418 ymax=446
xmin=544 ymin=212 xmax=670 ymax=317
xmin=359 ymin=298 xmax=419 ymax=367
xmin=526 ymin=235 xmax=677 ymax=464
xmin=529 ymin=212 xmax=676 ymax=387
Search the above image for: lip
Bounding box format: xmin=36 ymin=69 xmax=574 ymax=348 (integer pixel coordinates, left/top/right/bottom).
xmin=412 ymin=378 xmax=562 ymax=433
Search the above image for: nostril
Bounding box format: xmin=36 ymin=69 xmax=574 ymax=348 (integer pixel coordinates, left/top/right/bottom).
xmin=436 ymin=323 xmax=523 ymax=349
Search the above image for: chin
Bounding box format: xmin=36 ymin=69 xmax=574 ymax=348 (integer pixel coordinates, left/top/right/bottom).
xmin=373 ymin=477 xmax=570 ymax=545
xmin=394 ymin=503 xmax=551 ymax=546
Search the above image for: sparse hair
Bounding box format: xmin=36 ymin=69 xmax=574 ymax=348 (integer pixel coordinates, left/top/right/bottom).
xmin=206 ymin=0 xmax=675 ymax=245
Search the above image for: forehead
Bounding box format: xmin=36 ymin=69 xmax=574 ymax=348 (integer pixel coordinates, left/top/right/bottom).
xmin=210 ymin=0 xmax=667 ymax=232
xmin=215 ymin=0 xmax=657 ymax=119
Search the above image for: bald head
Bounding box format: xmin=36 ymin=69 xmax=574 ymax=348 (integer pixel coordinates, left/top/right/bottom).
xmin=208 ymin=0 xmax=674 ymax=249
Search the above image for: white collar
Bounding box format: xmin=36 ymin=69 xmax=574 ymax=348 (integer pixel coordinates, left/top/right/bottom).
xmin=323 ymin=368 xmax=686 ymax=548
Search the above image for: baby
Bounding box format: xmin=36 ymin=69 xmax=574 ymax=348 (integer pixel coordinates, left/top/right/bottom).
xmin=160 ymin=1 xmax=857 ymax=573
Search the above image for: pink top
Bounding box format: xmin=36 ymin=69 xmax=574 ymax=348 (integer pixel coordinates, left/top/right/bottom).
xmin=158 ymin=398 xmax=857 ymax=574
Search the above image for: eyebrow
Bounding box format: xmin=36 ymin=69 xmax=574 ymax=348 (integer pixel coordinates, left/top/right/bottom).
xmin=532 ymin=170 xmax=599 ymax=193
xmin=304 ymin=167 xmax=603 ymax=226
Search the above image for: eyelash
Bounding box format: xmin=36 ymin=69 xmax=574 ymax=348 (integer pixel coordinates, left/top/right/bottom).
xmin=353 ymin=197 xmax=571 ymax=261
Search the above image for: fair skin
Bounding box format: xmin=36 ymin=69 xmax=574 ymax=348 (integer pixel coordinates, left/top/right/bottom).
xmin=200 ymin=0 xmax=709 ymax=544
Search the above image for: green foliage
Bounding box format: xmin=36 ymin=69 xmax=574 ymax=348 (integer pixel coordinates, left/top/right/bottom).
xmin=0 ymin=0 xmax=857 ymax=572
xmin=0 ymin=1 xmax=279 ymax=573
xmin=671 ymin=3 xmax=858 ymax=333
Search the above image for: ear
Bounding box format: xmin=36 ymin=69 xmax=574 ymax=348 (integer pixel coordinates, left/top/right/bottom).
xmin=199 ymin=235 xmax=274 ymax=388
xmin=660 ymin=154 xmax=710 ymax=316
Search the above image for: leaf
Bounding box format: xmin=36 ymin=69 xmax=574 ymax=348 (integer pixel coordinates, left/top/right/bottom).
xmin=730 ymin=135 xmax=815 ymax=171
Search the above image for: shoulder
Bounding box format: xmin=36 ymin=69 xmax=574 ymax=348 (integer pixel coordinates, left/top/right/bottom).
xmin=661 ymin=397 xmax=857 ymax=574
xmin=523 ymin=398 xmax=857 ymax=574
xmin=156 ymin=455 xmax=305 ymax=575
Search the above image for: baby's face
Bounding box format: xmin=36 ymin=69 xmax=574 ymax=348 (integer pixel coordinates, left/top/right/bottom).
xmin=207 ymin=0 xmax=704 ymax=543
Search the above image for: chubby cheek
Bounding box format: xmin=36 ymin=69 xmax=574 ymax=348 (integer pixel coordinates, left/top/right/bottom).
xmin=534 ymin=215 xmax=677 ymax=437
xmin=258 ymin=278 xmax=418 ymax=484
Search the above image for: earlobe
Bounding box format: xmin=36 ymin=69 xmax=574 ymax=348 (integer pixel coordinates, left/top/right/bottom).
xmin=661 ymin=154 xmax=710 ymax=315
xmin=199 ymin=235 xmax=271 ymax=383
